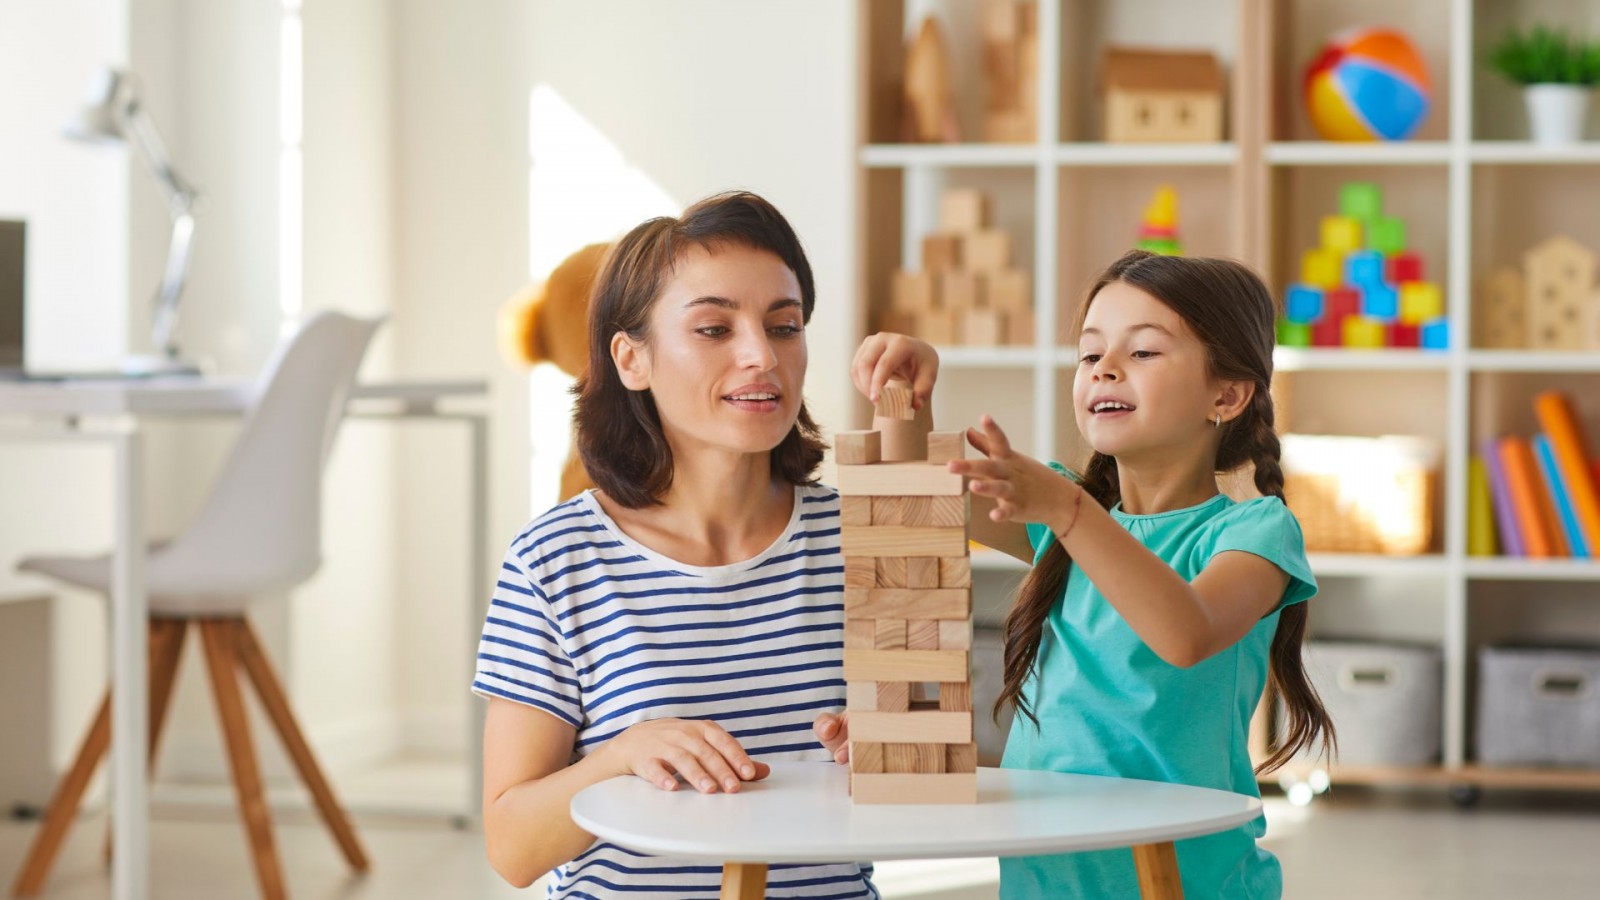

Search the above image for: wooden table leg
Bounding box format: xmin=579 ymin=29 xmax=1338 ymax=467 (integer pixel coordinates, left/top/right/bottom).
xmin=721 ymin=861 xmax=768 ymax=900
xmin=1133 ymin=841 xmax=1183 ymax=899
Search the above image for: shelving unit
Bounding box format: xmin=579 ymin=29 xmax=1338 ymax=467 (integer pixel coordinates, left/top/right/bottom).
xmin=855 ymin=0 xmax=1600 ymax=798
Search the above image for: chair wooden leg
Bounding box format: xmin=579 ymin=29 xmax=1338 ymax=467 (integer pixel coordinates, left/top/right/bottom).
xmin=105 ymin=619 xmax=189 ymax=865
xmin=200 ymin=619 xmax=287 ymax=900
xmin=9 ymin=692 xmax=112 ymax=897
xmin=720 ymin=862 xmax=768 ymax=900
xmin=233 ymin=618 xmax=370 ymax=872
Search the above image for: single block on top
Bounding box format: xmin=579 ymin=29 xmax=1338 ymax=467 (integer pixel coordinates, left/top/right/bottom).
xmin=874 ymin=381 xmax=916 ymax=420
xmin=835 ymin=430 xmax=881 ymax=466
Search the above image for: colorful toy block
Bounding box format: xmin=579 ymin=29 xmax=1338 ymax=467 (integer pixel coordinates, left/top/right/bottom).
xmin=1368 ymin=216 xmax=1406 ymax=255
xmin=1286 ymin=284 xmax=1323 ymax=323
xmin=1345 ymin=250 xmax=1385 ymax=288
xmin=1277 ymin=319 xmax=1313 ymax=347
xmin=1399 ymin=281 xmax=1443 ymax=325
xmin=1360 ymin=283 xmax=1398 ymax=321
xmin=1311 ymin=316 xmax=1343 ymax=347
xmin=1421 ymin=317 xmax=1449 ymax=350
xmin=1342 ymin=316 xmax=1387 ymax=348
xmin=1387 ymin=251 xmax=1423 ymax=284
xmin=1301 ymin=248 xmax=1342 ymax=289
xmin=1339 ymin=182 xmax=1383 ymax=221
xmin=1320 ymin=216 xmax=1363 ymax=255
xmin=1325 ymin=286 xmax=1361 ymax=320
xmin=1388 ymin=322 xmax=1420 ymax=347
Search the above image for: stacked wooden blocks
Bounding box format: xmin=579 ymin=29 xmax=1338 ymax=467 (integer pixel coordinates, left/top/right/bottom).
xmin=880 ymin=188 xmax=1035 ymax=348
xmin=980 ymin=0 xmax=1038 ymax=143
xmin=836 ymin=380 xmax=977 ymax=805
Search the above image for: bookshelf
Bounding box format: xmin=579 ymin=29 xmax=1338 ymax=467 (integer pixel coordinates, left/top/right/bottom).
xmin=854 ymin=0 xmax=1600 ymax=798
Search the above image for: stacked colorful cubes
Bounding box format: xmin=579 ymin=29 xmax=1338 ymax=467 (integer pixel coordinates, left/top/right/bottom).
xmin=1278 ymin=182 xmax=1448 ymax=350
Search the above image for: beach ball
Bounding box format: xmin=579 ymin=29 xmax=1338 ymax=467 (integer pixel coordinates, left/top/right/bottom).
xmin=1304 ymin=28 xmax=1431 ymax=141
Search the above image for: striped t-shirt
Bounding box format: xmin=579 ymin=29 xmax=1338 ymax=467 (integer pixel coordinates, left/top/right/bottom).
xmin=472 ymin=484 xmax=876 ymax=899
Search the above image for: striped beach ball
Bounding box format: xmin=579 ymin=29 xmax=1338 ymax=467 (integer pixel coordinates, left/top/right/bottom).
xmin=1304 ymin=28 xmax=1431 ymax=141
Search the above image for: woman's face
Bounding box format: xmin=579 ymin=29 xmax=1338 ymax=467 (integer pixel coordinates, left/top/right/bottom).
xmin=615 ymin=242 xmax=808 ymax=460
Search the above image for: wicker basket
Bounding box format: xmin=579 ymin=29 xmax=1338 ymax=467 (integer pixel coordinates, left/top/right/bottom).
xmin=1282 ymin=435 xmax=1439 ymax=555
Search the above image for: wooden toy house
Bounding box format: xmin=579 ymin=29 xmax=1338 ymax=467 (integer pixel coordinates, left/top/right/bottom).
xmin=1523 ymin=235 xmax=1598 ymax=351
xmin=1100 ymin=46 xmax=1223 ymax=143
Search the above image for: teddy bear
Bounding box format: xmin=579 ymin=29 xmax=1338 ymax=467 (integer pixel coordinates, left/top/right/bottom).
xmin=496 ymin=242 xmax=611 ymax=502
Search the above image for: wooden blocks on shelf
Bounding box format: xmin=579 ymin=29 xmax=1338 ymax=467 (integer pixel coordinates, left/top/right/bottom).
xmin=834 ymin=410 xmax=976 ymax=805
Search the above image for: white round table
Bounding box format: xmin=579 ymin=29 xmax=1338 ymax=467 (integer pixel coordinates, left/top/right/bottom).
xmin=571 ymin=762 xmax=1263 ymax=899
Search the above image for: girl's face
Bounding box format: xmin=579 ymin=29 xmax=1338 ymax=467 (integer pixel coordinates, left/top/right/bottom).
xmin=1072 ymin=281 xmax=1226 ymax=462
xmin=614 ymin=243 xmax=807 ymax=460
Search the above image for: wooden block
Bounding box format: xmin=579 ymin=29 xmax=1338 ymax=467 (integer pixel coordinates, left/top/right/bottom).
xmin=845 ymin=619 xmax=876 ymax=650
xmin=844 ymin=649 xmax=970 ymax=683
xmin=939 ymin=556 xmax=972 ymax=587
xmin=984 ymin=269 xmax=1031 ymax=313
xmin=890 ymin=269 xmax=935 ymax=314
xmin=883 ymin=743 xmax=919 ymax=774
xmin=940 ymin=188 xmax=989 ymax=232
xmin=939 ymin=680 xmax=972 ymax=712
xmin=870 ymin=496 xmax=905 ymax=526
xmin=834 ymin=430 xmax=881 ymax=466
xmin=835 ymin=463 xmax=965 ymax=498
xmin=851 ymin=772 xmax=978 ymax=804
xmin=907 ymin=495 xmax=965 ymax=527
xmin=1478 ymin=267 xmax=1525 ymax=350
xmin=874 ymin=618 xmax=908 ymax=650
xmin=876 ymin=556 xmax=908 ymax=588
xmin=927 ymin=431 xmax=965 ymax=464
xmin=906 ymin=556 xmax=940 ymax=588
xmin=922 ymin=234 xmax=962 ymax=273
xmin=845 ymin=557 xmax=877 ymax=589
xmin=846 ymin=588 xmax=971 ymax=620
xmin=946 ymin=742 xmax=978 ymax=774
xmin=938 ymin=270 xmax=981 ymax=312
xmin=917 ymin=308 xmax=959 ymax=345
xmin=938 ymin=618 xmax=973 ymax=650
xmin=842 ymin=526 xmax=969 ymax=557
xmin=852 ymin=741 xmax=885 ymax=774
xmin=851 ymin=711 xmax=972 ymax=744
xmin=960 ymin=308 xmax=1004 ymax=346
xmin=908 ymin=619 xmax=941 ymax=649
xmin=964 ymin=229 xmax=1011 ymax=272
xmin=875 ymin=379 xmax=916 ymax=420
xmin=876 ymin=681 xmax=910 ymax=713
xmin=840 ymin=495 xmax=872 ymax=526
xmin=1005 ymin=308 xmax=1036 ymax=345
xmin=846 ymin=680 xmax=878 ymax=711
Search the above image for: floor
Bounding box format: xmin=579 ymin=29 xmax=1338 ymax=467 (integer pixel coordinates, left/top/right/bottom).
xmin=3 ymin=764 xmax=1598 ymax=899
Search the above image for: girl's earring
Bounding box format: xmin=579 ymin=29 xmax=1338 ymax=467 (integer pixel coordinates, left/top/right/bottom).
xmin=1214 ymin=412 xmax=1222 ymax=428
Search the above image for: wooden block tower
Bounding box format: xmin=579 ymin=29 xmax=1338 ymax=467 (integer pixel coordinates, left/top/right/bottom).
xmin=836 ymin=379 xmax=977 ymax=804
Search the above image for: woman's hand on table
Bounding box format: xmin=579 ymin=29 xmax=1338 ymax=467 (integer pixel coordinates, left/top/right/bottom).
xmin=603 ymin=718 xmax=770 ymax=793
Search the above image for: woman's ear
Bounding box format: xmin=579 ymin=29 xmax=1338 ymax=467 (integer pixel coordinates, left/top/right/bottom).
xmin=1214 ymin=379 xmax=1255 ymax=426
xmin=611 ymin=330 xmax=651 ymax=391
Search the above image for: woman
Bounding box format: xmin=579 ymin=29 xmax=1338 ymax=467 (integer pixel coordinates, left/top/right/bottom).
xmin=473 ymin=192 xmax=895 ymax=898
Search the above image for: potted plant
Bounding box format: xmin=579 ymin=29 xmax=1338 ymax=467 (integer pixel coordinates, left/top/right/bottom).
xmin=1487 ymin=26 xmax=1600 ymax=144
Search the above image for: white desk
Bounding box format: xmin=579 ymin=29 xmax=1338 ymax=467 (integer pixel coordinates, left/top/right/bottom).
xmin=0 ymin=376 xmax=490 ymax=900
xmin=571 ymin=761 xmax=1264 ymax=899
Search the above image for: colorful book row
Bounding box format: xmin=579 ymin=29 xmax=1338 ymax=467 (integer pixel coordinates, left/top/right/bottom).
xmin=1469 ymin=392 xmax=1600 ymax=559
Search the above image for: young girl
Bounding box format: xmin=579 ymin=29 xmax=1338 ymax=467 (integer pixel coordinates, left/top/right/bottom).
xmin=834 ymin=249 xmax=1334 ymax=898
xmin=473 ymin=192 xmax=877 ymax=898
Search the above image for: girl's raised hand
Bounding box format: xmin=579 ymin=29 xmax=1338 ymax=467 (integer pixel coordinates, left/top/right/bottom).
xmin=852 ymin=332 xmax=939 ymax=410
xmin=602 ymin=718 xmax=771 ymax=794
xmin=950 ymin=414 xmax=1081 ymax=531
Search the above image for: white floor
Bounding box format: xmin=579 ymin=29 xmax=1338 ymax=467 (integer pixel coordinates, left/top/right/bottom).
xmin=4 ymin=758 xmax=1599 ymax=899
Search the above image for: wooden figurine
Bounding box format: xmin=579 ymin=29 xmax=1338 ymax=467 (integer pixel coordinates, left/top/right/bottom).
xmin=1523 ymin=235 xmax=1597 ymax=351
xmin=904 ymin=16 xmax=961 ymax=143
xmin=1477 ymin=267 xmax=1526 ymax=350
xmin=980 ymin=0 xmax=1038 ymax=143
xmin=1100 ymin=47 xmax=1224 ymax=143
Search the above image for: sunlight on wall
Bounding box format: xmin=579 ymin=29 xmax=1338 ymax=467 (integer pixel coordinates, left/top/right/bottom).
xmin=525 ymin=83 xmax=678 ymax=515
xmin=278 ymin=0 xmax=302 ymax=329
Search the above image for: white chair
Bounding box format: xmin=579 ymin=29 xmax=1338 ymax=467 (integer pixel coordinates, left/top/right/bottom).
xmin=10 ymin=311 xmax=383 ymax=900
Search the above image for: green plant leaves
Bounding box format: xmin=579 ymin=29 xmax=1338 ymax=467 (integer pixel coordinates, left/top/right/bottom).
xmin=1487 ymin=25 xmax=1600 ymax=86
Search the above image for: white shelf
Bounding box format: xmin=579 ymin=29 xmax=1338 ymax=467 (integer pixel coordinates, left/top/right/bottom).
xmin=1465 ymin=558 xmax=1600 ymax=582
xmin=1265 ymin=141 xmax=1453 ymax=166
xmin=1307 ymin=553 xmax=1450 ymax=578
xmin=1055 ymin=142 xmax=1237 ymax=167
xmin=1272 ymin=347 xmax=1452 ymax=372
xmin=1467 ymin=350 xmax=1600 ymax=373
xmin=861 ymin=144 xmax=1038 ymax=168
xmin=935 ymin=346 xmax=1038 ymax=369
xmin=1470 ymin=142 xmax=1600 ymax=165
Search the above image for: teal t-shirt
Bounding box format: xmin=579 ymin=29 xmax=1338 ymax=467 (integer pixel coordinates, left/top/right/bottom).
xmin=1000 ymin=467 xmax=1317 ymax=900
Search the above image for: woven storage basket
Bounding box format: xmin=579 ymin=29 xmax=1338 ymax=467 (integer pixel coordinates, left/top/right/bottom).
xmin=1281 ymin=434 xmax=1439 ymax=555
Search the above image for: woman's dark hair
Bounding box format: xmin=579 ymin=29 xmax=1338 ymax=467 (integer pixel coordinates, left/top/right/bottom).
xmin=572 ymin=191 xmax=826 ymax=509
xmin=995 ymin=249 xmax=1336 ymax=775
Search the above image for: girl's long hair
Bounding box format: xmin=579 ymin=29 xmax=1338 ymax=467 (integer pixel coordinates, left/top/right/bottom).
xmin=994 ymin=249 xmax=1335 ymax=774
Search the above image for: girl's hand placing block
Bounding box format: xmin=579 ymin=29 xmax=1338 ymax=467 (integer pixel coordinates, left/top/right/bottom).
xmin=951 ymin=414 xmax=1082 ymax=537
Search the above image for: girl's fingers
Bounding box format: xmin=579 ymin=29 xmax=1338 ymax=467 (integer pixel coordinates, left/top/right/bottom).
xmin=964 ymin=426 xmax=993 ymax=458
xmin=638 ymin=760 xmax=678 ymax=792
xmin=978 ymin=414 xmax=1014 ymax=457
xmin=947 ymin=458 xmax=1007 ymax=480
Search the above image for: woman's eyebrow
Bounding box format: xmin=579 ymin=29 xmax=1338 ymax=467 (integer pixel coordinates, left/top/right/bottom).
xmin=1079 ymin=323 xmax=1173 ymax=337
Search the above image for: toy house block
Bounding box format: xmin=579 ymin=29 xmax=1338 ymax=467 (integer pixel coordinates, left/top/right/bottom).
xmin=1525 ymin=235 xmax=1598 ymax=351
xmin=876 ymin=681 xmax=910 ymax=712
xmin=852 ymin=741 xmax=885 ymax=774
xmin=980 ymin=0 xmax=1038 ymax=144
xmin=922 ymin=235 xmax=962 ymax=273
xmin=964 ymin=229 xmax=1012 ymax=272
xmin=841 ymin=496 xmax=872 ymax=526
xmin=845 ymin=619 xmax=875 ymax=650
xmin=845 ymin=557 xmax=877 ymax=589
xmin=846 ymin=588 xmax=972 ymax=620
xmin=904 ymin=16 xmax=960 ymax=143
xmin=984 ymin=269 xmax=1031 ymax=313
xmin=875 ymin=380 xmax=917 ymax=420
xmin=908 ymin=619 xmax=941 ymax=650
xmin=938 ymin=618 xmax=973 ymax=650
xmin=836 ymin=461 xmax=965 ymax=496
xmin=890 ymin=269 xmax=936 ymax=315
xmin=916 ymin=308 xmax=960 ymax=345
xmin=1477 ymin=267 xmax=1526 ymax=350
xmin=961 ymin=308 xmax=1006 ymax=346
xmin=939 ymin=556 xmax=972 ymax=587
xmin=939 ymin=270 xmax=981 ymax=312
xmin=844 ymin=649 xmax=969 ymax=683
xmin=852 ymin=772 xmax=978 ymax=804
xmin=940 ymin=189 xmax=990 ymax=232
xmin=876 ymin=556 xmax=909 ymax=588
xmin=939 ymin=681 xmax=972 ymax=712
xmin=841 ymin=525 xmax=969 ymax=558
xmin=928 ymin=431 xmax=966 ymax=464
xmin=834 ymin=431 xmax=882 ymax=466
xmin=851 ymin=711 xmax=972 ymax=744
xmin=874 ymin=618 xmax=908 ymax=650
xmin=1100 ymin=47 xmax=1223 ymax=143
xmin=906 ymin=556 xmax=941 ymax=588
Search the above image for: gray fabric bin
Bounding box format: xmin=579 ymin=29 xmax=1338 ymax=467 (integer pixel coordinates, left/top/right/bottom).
xmin=1476 ymin=645 xmax=1600 ymax=768
xmin=1289 ymin=640 xmax=1442 ymax=766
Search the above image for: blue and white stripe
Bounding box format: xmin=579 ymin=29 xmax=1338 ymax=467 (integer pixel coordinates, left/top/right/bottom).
xmin=473 ymin=484 xmax=875 ymax=899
